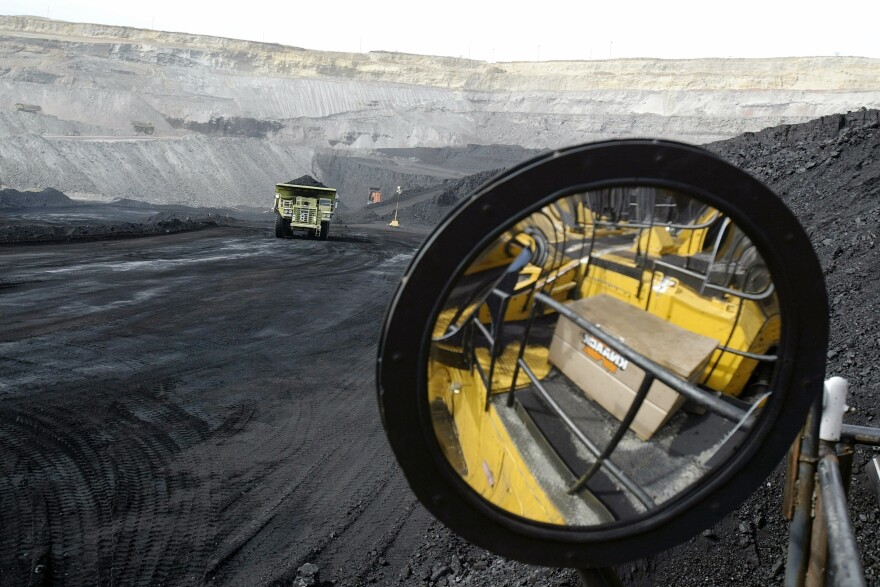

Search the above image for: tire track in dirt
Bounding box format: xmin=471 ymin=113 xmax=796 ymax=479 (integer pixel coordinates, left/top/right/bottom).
xmin=191 ymin=242 xmax=420 ymax=584
xmin=0 ymin=384 xmax=220 ymax=585
xmin=204 ymin=442 xmax=345 ymax=583
xmin=270 ymin=357 xmax=426 ymax=585
xmin=1 ymin=407 xmax=112 ymax=582
xmin=305 ymin=462 xmax=425 ymax=586
xmin=0 ymin=224 xmax=430 ymax=586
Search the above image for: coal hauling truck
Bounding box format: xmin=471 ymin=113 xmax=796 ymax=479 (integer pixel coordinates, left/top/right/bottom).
xmin=273 ymin=177 xmax=337 ymax=240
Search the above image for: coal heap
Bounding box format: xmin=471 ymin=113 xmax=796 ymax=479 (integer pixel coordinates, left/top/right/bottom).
xmin=286 ymin=175 xmax=328 ymax=188
xmin=0 ymin=187 xmax=71 ymax=207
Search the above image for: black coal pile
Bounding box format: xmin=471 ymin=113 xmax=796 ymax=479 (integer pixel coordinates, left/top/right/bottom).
xmin=707 ymin=108 xmax=880 ymax=428
xmin=286 ymin=175 xmax=328 ymax=188
xmin=0 ymin=187 xmax=72 ymax=207
xmin=397 ymin=110 xmax=880 ymax=586
xmin=708 ymin=108 xmax=880 ymax=417
xmin=0 ymin=211 xmax=227 ymax=244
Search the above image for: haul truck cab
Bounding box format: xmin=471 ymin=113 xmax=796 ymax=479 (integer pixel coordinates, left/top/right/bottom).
xmin=274 ymin=182 xmax=337 ymax=240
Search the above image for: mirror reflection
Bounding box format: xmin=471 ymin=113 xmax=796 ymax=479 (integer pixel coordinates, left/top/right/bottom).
xmin=428 ymin=186 xmax=780 ymax=527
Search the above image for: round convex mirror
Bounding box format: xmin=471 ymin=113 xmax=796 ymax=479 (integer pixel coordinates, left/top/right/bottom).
xmin=378 ymin=140 xmax=828 ymax=567
xmin=429 ymin=186 xmax=778 ymax=526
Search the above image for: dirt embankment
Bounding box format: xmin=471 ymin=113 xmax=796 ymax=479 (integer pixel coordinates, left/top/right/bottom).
xmin=0 ymin=187 xmax=70 ymax=207
xmin=0 ymin=212 xmax=229 ymax=244
xmin=3 ymin=15 xmax=878 ymax=210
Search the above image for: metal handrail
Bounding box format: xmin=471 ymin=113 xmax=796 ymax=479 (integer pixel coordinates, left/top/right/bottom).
xmin=469 ymin=314 xmax=656 ymax=512
xmin=592 ymin=212 xmax=721 ymax=232
xmin=715 ymin=345 xmax=778 ymax=362
xmin=840 ymin=424 xmax=880 ymax=446
xmin=785 ymin=379 xmax=880 ymax=586
xmin=816 ymin=454 xmax=866 ymax=586
xmin=651 ymin=259 xmax=777 ymax=301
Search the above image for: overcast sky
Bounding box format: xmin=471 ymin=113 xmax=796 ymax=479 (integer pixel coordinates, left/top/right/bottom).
xmin=2 ymin=0 xmax=879 ymax=62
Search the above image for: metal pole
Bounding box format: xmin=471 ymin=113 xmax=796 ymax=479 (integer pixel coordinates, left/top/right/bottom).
xmin=817 ymin=454 xmax=866 ymax=587
xmin=840 ymin=424 xmax=880 ymax=446
xmin=805 ymin=463 xmax=828 ymax=587
xmin=788 ymin=377 xmax=865 ymax=587
xmin=805 ymin=440 xmax=853 ymax=587
xmin=784 ymin=397 xmax=822 ymax=587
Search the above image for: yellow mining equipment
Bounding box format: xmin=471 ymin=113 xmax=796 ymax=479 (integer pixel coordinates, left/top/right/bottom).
xmin=576 ymin=211 xmax=779 ymax=396
xmin=428 ymin=354 xmax=567 ymax=523
xmin=274 ymin=182 xmax=337 ymax=240
xmin=425 ymin=187 xmax=780 ymax=524
xmin=435 ymin=193 xmax=777 ymax=398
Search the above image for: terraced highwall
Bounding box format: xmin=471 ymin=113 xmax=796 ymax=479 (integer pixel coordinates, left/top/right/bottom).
xmin=1 ymin=15 xmax=878 ymax=206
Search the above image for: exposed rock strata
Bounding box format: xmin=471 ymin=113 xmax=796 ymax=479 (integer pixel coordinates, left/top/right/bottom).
xmin=1 ymin=16 xmax=878 ymax=211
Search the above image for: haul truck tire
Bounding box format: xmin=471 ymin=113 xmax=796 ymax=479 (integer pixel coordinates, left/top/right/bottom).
xmin=275 ymin=215 xmax=292 ymax=238
xmin=319 ymin=221 xmax=330 ymax=241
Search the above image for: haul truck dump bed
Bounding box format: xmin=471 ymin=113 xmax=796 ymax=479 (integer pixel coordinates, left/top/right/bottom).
xmin=273 ymin=179 xmax=337 ymax=240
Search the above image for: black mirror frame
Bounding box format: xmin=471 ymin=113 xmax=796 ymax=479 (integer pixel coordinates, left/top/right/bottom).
xmin=377 ymin=139 xmax=828 ymax=568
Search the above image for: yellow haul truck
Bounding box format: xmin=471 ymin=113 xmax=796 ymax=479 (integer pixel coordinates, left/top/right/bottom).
xmin=273 ymin=181 xmax=337 ymax=240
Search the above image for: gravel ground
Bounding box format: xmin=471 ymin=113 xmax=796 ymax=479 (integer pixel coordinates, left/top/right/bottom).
xmin=0 ymin=224 xmax=433 ymax=587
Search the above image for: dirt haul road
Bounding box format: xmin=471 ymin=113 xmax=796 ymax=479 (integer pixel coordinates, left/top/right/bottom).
xmin=0 ymin=224 xmax=441 ymax=586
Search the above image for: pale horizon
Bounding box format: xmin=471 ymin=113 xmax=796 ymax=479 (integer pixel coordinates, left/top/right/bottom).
xmin=2 ymin=1 xmax=879 ymax=63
